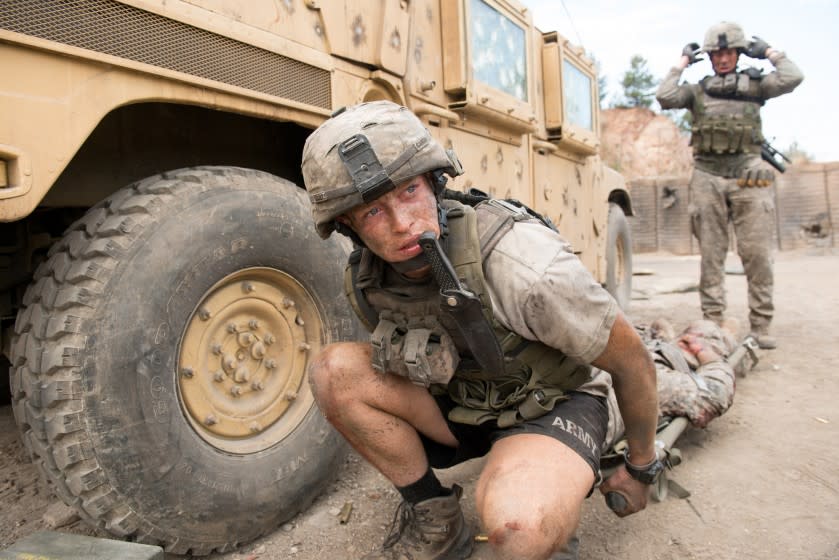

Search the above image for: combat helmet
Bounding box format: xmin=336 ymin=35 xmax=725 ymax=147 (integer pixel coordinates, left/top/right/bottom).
xmin=301 ymin=100 xmax=463 ymax=239
xmin=702 ymin=21 xmax=748 ymax=52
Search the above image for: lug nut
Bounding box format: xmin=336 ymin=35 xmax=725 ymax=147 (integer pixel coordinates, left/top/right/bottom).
xmin=251 ymin=342 xmax=266 ymax=359
xmin=234 ymin=367 xmax=250 ymax=383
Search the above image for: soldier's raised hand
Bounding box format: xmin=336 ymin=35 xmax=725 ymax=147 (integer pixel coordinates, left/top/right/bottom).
xmin=681 ymin=42 xmax=703 ymax=65
xmin=746 ymin=36 xmax=770 ymax=59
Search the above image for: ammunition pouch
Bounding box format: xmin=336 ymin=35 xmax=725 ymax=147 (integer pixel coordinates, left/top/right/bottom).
xmin=691 ymin=114 xmax=763 ymax=156
xmin=691 ymin=72 xmax=766 ymax=156
xmin=371 ymin=313 xmax=459 ymax=387
xmin=736 ymin=168 xmax=775 ymax=188
xmin=444 ymin=330 xmax=593 ymax=427
xmin=446 ymin=375 xmax=568 ymax=428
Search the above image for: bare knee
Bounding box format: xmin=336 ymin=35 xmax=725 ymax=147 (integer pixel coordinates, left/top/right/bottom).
xmin=307 ymin=342 xmax=370 ymax=411
xmin=475 ymin=442 xmax=589 ymax=560
xmin=477 ymin=476 xmax=576 ymax=559
xmin=481 ymin=509 xmax=572 ymax=560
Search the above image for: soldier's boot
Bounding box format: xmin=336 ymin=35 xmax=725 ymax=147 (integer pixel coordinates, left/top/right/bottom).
xmin=749 ymin=324 xmax=777 ymax=350
xmin=363 ymin=484 xmax=473 ymax=560
xmin=550 ymin=534 xmax=580 ymax=560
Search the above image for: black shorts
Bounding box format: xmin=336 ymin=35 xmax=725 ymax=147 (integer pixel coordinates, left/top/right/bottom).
xmin=420 ymin=391 xmax=608 ymax=477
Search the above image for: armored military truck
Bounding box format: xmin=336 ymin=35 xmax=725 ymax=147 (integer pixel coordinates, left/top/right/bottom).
xmin=0 ymin=0 xmax=632 ymax=554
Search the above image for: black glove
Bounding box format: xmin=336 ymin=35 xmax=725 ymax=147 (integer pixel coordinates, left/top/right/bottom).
xmin=681 ymin=42 xmax=703 ymax=65
xmin=746 ymin=36 xmax=770 ymax=59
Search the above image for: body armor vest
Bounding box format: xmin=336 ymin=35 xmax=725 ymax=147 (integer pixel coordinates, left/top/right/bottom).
xmin=690 ymin=70 xmax=765 ymax=157
xmin=345 ymin=198 xmax=592 ymax=427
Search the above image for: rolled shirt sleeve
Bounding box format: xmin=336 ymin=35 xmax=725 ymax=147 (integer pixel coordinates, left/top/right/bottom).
xmin=761 ymin=52 xmax=804 ymax=98
xmin=483 ymin=221 xmax=618 ymax=364
xmin=655 ymin=67 xmax=694 ymax=110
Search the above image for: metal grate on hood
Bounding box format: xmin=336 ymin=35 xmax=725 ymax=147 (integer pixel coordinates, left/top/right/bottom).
xmin=0 ymin=0 xmax=332 ymax=110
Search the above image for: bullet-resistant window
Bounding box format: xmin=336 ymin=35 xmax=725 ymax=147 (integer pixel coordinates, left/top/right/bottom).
xmin=469 ymin=0 xmax=528 ymax=102
xmin=563 ymin=59 xmax=593 ymax=131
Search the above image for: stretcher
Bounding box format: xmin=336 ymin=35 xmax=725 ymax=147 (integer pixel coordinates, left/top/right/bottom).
xmin=601 ymin=335 xmax=760 ymax=512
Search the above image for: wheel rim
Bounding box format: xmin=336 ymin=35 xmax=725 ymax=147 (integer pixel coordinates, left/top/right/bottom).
xmin=178 ymin=267 xmax=321 ymax=454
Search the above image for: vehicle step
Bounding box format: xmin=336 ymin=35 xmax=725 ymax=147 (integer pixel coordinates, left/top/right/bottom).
xmin=0 ymin=531 xmax=163 ymax=560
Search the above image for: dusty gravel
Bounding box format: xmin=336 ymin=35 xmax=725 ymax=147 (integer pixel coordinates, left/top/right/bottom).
xmin=2 ymin=248 xmax=838 ymax=560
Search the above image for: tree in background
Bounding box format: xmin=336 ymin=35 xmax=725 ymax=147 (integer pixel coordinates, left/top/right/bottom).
xmin=617 ymin=54 xmax=657 ymax=108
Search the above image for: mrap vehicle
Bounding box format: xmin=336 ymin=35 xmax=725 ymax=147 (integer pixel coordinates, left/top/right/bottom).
xmin=0 ymin=0 xmax=632 ymax=554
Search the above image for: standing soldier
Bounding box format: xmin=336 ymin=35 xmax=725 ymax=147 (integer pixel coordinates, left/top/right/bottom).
xmin=656 ymin=22 xmax=803 ymax=349
xmin=301 ymin=101 xmax=660 ymax=560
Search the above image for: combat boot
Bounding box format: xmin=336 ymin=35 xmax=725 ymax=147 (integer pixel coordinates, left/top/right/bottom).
xmin=363 ymin=484 xmax=473 ymax=560
xmin=749 ymin=325 xmax=777 ymax=350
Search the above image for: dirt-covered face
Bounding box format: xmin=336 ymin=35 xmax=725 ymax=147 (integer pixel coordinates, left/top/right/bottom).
xmin=710 ymin=47 xmax=739 ymax=75
xmin=338 ymin=174 xmax=439 ymax=278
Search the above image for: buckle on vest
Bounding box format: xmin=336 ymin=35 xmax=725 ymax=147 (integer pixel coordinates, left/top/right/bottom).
xmin=370 ymin=319 xmax=401 ymax=374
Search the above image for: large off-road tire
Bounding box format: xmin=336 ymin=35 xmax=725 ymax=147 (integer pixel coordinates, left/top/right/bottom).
xmin=605 ymin=202 xmax=633 ymax=310
xmin=9 ymin=167 xmax=359 ymax=555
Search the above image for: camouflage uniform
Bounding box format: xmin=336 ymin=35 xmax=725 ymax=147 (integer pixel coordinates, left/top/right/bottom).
xmin=656 ymin=24 xmax=803 ymax=338
xmin=649 ymin=320 xmax=737 ymax=428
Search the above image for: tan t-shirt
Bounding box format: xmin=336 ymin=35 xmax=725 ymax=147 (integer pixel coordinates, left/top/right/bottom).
xmin=483 ymin=220 xmax=623 ymax=447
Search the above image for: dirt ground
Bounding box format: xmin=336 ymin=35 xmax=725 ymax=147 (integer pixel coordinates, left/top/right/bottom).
xmin=2 ymin=248 xmax=838 ymax=560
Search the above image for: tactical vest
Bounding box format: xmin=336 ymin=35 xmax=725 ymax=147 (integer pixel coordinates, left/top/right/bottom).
xmin=345 ymin=198 xmax=593 ymax=427
xmin=690 ymin=70 xmax=765 ymax=156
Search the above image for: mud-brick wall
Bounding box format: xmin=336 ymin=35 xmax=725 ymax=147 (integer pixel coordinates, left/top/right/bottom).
xmin=628 ymin=162 xmax=838 ymax=254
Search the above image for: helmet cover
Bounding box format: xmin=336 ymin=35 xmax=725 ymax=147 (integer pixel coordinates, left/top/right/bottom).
xmin=702 ymin=21 xmax=748 ymax=52
xmin=301 ymin=100 xmax=462 ymax=238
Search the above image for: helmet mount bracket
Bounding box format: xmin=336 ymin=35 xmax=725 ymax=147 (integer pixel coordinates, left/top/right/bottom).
xmin=338 ymin=133 xmax=395 ymax=203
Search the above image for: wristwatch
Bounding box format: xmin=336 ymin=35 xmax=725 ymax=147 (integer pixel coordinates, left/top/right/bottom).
xmin=623 ymin=450 xmax=666 ymax=485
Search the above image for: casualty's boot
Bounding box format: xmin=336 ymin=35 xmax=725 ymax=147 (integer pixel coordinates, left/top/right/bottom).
xmin=363 ymin=484 xmax=473 ymax=560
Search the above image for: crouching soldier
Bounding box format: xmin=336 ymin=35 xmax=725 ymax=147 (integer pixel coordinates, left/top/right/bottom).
xmin=300 ymin=100 xmax=660 ymax=560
